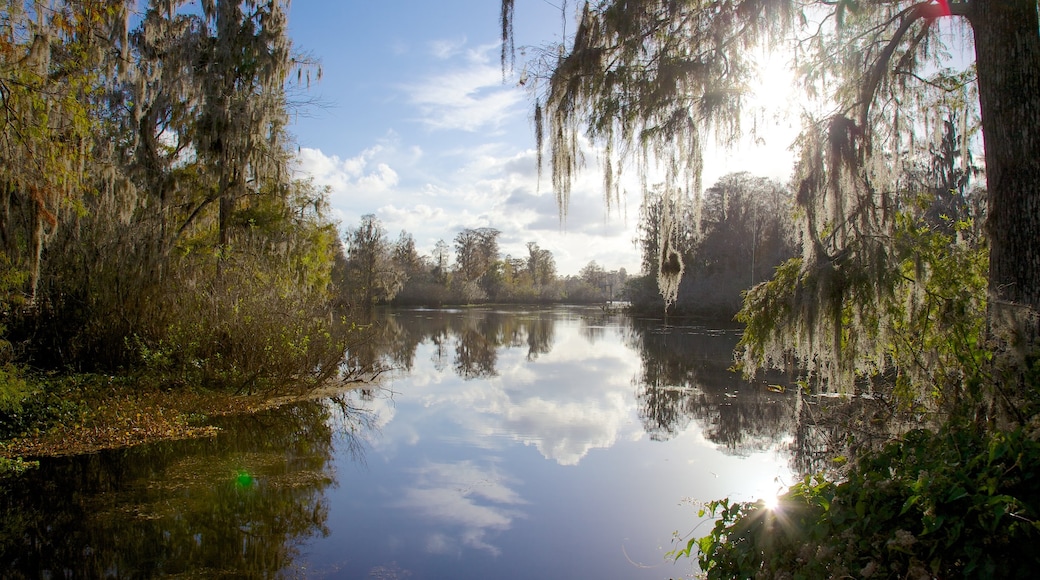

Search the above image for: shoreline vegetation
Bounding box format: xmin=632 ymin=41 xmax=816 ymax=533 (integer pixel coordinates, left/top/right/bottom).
xmin=0 ymin=372 xmax=376 ymax=463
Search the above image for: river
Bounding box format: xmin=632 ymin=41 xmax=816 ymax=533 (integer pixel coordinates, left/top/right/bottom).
xmin=0 ymin=306 xmax=798 ymax=579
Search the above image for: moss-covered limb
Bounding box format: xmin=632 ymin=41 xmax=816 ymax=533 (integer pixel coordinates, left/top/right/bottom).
xmin=687 ymin=420 xmax=1040 ymax=579
xmin=737 ymin=208 xmax=988 ymax=411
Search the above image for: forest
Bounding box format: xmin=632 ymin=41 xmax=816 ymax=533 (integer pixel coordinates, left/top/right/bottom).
xmin=0 ymin=0 xmax=352 ymax=460
xmin=336 ymin=172 xmax=798 ymax=317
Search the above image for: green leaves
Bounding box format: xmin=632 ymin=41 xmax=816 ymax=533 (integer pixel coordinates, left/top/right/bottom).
xmin=738 ymin=193 xmax=988 ymax=408
xmin=687 ymin=423 xmax=1040 ymax=577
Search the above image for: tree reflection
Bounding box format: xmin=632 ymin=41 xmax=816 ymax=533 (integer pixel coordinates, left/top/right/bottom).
xmin=523 ymin=314 xmax=554 ymax=360
xmin=0 ymin=401 xmax=345 ymax=578
xmin=577 ymin=310 xmax=633 ymax=345
xmin=368 ymin=308 xmax=559 ymax=379
xmin=626 ymin=320 xmax=798 ymax=455
xmin=789 ymin=390 xmax=921 ymax=476
xmin=455 ymin=326 xmax=499 ymax=379
xmin=626 ymin=318 xmax=921 ymax=474
xmin=371 ymin=308 xmax=801 ymax=457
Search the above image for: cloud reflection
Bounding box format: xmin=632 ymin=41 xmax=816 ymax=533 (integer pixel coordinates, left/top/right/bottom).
xmin=395 ymin=460 xmax=526 ymax=556
xmin=386 ymin=312 xmax=643 ymax=466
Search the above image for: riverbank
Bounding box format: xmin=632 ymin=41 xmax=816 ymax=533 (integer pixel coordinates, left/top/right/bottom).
xmin=0 ymin=374 xmax=366 ymax=462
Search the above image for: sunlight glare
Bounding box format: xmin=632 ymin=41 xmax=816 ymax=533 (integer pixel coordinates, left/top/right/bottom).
xmin=761 ymin=492 xmax=780 ymax=511
xmin=701 ymin=45 xmax=802 ymax=186
xmin=749 ymin=47 xmax=799 ymax=117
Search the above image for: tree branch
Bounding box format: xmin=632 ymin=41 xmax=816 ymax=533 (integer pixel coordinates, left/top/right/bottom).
xmin=858 ymin=2 xmax=947 ymax=128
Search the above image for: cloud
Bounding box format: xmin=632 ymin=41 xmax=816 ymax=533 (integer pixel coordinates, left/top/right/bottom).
xmin=429 ymin=37 xmax=467 ymax=60
xmin=397 ymin=326 xmax=644 ymax=466
xmin=404 ymin=42 xmax=524 ymax=133
xmin=359 ymin=162 xmax=399 ymax=191
xmin=296 ymin=145 xmax=391 ymax=190
xmin=493 ymin=344 xmax=641 ymax=465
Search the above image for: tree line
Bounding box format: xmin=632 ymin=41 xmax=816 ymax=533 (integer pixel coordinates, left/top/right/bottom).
xmin=341 ymin=215 xmax=628 ymax=311
xmin=627 ymin=172 xmax=801 ymax=318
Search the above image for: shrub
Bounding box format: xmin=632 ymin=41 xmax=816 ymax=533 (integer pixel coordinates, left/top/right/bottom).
xmin=682 ymin=422 xmax=1040 ymax=579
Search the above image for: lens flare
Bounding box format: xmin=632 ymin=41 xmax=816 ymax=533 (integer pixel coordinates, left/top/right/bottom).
xmin=235 ymin=470 xmax=254 ymax=488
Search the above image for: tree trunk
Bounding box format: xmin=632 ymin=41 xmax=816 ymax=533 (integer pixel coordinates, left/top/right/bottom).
xmin=970 ymin=0 xmax=1040 ymax=324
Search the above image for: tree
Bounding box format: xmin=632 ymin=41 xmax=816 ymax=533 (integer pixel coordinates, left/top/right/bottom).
xmin=579 ymin=260 xmax=605 ymax=288
xmin=391 ymin=231 xmax=423 ymax=279
xmin=194 ymin=0 xmax=293 ymax=257
xmin=502 ymin=0 xmax=1040 ymax=391
xmin=344 ymin=215 xmax=403 ymax=312
xmin=431 ymin=239 xmax=451 ymax=285
xmin=0 ymin=0 xmax=352 ymax=400
xmin=453 ymin=227 xmax=501 ymax=300
xmin=525 ymin=242 xmax=556 ymax=287
xmin=0 ymin=0 xmax=127 ymax=303
xmin=691 ymin=173 xmax=797 ymax=309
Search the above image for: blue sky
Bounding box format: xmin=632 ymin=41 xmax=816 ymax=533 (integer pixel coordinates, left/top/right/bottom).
xmin=285 ymin=1 xmax=797 ymax=276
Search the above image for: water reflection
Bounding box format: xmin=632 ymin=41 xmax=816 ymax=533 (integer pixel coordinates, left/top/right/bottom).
xmin=0 ymin=402 xmax=339 ymax=578
xmin=372 ymin=308 xmax=798 ymax=460
xmin=375 ymin=308 xmax=558 ymax=374
xmin=323 ymin=308 xmax=797 ymax=578
xmin=396 ymin=460 xmax=526 ymax=556
xmin=361 ymin=308 xmax=644 ymax=467
xmin=2 ymin=308 xmax=801 ymax=579
xmin=625 ymin=319 xmax=798 ymax=454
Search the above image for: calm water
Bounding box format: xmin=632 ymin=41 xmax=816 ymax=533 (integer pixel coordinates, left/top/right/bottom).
xmin=0 ymin=306 xmax=798 ymax=579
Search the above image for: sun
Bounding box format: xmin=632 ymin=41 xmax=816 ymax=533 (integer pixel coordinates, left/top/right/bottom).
xmin=700 ymin=44 xmax=802 ymax=183
xmin=761 ymin=492 xmax=780 ymax=511
xmin=747 ymin=46 xmax=800 ymax=119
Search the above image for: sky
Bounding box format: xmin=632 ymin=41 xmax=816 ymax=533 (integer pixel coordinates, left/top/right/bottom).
xmin=285 ymin=0 xmax=798 ymax=276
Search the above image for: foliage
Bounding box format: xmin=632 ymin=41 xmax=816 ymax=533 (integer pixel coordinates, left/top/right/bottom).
xmin=453 ymin=227 xmax=503 ymax=300
xmin=504 ymin=0 xmax=987 ymax=310
xmin=379 ymin=227 xmax=624 ymax=306
xmin=0 ymin=374 xmax=90 ymax=441
xmin=630 ymin=173 xmax=798 ymax=317
xmin=738 ymin=201 xmax=988 ymax=404
xmin=0 ymin=254 xmax=30 ymax=412
xmin=343 ymin=214 xmax=404 ymax=313
xmin=0 ymin=0 xmax=356 ymax=403
xmin=0 ymin=0 xmax=123 ymax=301
xmin=131 ymin=180 xmax=349 ymax=394
xmin=682 ymin=421 xmax=1040 ymax=579
xmin=0 ymin=456 xmax=38 ymax=478
xmin=622 ymin=274 xmax=664 ymax=313
xmin=0 ymin=363 xmax=28 ymax=415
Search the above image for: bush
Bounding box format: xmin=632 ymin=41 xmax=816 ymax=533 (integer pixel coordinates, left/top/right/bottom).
xmin=0 ymin=374 xmax=86 ymax=440
xmin=0 ymin=363 xmax=28 ymax=415
xmin=682 ymin=421 xmax=1040 ymax=579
